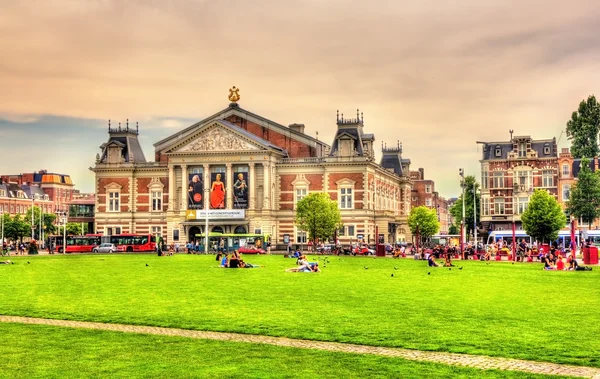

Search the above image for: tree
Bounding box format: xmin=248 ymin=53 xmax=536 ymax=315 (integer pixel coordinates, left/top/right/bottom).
xmin=567 ymin=158 xmax=600 ymax=228
xmin=521 ymin=189 xmax=566 ymax=243
xmin=449 ymin=175 xmax=480 ymax=237
xmin=5 ymin=214 xmax=31 ymax=242
xmin=295 ymin=192 xmax=342 ymax=243
xmin=448 ymin=224 xmax=459 ymax=235
xmin=66 ymin=222 xmax=85 ymax=235
xmin=566 ymin=95 xmax=600 ymax=159
xmin=25 ymin=206 xmax=58 ymax=239
xmin=408 ymin=206 xmax=440 ymax=245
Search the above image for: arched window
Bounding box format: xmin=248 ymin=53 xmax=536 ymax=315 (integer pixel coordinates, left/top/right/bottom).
xmin=212 ymin=226 xmax=224 ymax=233
xmin=234 ymin=226 xmax=247 ymax=234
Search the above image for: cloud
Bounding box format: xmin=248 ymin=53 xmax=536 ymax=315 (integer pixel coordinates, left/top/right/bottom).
xmin=1 ymin=0 xmax=600 ymax=197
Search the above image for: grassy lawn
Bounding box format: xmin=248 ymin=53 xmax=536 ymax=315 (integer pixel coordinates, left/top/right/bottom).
xmin=0 ymin=322 xmax=572 ymax=379
xmin=0 ymin=254 xmax=598 ymax=367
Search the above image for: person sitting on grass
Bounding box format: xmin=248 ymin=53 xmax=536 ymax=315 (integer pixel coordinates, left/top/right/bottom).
xmin=567 ymin=256 xmax=593 ymax=271
xmin=428 ymin=254 xmax=439 ymax=267
xmin=556 ymin=255 xmax=565 ymax=271
xmin=543 ymin=253 xmax=556 ymax=270
xmin=0 ymin=260 xmax=13 ymax=264
xmin=444 ymin=253 xmax=454 ymax=267
xmin=220 ymin=254 xmax=229 ymax=268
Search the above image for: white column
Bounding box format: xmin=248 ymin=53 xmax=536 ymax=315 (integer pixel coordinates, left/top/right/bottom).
xmin=180 ymin=164 xmax=187 ymax=211
xmin=249 ymin=163 xmax=255 ymax=210
xmin=168 ymin=165 xmax=175 ymax=211
xmin=226 ymin=163 xmax=233 ymax=210
xmin=262 ymin=162 xmax=270 ymax=210
xmin=204 ymin=164 xmax=210 ymax=211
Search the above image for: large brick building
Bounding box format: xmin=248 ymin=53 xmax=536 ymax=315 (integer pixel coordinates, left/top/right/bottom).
xmin=479 ymin=134 xmax=559 ymax=233
xmin=409 ymin=168 xmax=449 ymax=234
xmin=91 ymin=94 xmax=414 ymax=247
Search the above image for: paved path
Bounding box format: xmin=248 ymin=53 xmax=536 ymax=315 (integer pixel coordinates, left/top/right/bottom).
xmin=1 ymin=316 xmax=599 ymax=378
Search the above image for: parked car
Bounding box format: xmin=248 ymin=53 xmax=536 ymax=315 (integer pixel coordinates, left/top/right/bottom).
xmin=354 ymin=244 xmax=375 ymax=255
xmin=93 ymin=243 xmax=117 ymax=253
xmin=238 ymin=246 xmax=266 ymax=254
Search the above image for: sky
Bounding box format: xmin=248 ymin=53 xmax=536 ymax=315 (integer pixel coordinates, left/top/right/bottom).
xmin=1 ymin=0 xmax=599 ymax=198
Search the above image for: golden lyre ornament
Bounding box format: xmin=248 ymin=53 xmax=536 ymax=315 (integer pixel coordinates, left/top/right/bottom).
xmin=228 ymin=86 xmax=240 ymax=102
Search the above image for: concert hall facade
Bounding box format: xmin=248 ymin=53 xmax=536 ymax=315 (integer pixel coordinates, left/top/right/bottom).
xmin=91 ymin=91 xmax=414 ymax=248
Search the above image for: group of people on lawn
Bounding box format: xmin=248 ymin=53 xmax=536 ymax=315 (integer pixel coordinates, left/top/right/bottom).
xmin=216 ymin=250 xmax=259 ymax=268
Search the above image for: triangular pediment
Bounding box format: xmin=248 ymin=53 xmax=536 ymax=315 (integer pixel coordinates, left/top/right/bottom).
xmin=169 ymin=122 xmax=266 ymax=153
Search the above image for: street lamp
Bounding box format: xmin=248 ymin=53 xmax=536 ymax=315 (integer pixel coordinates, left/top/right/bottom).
xmin=204 ymin=188 xmax=210 ymax=255
xmin=512 ymin=183 xmax=518 ymax=261
xmin=459 ymin=168 xmax=465 ymax=258
xmin=473 ymin=185 xmax=479 ymax=253
xmin=57 ymin=211 xmax=67 ymax=254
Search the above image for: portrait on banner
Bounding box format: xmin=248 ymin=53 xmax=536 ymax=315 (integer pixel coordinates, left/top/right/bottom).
xmin=188 ymin=173 xmax=204 ymax=209
xmin=210 ymin=172 xmax=226 ymax=209
xmin=233 ymin=171 xmax=248 ymax=209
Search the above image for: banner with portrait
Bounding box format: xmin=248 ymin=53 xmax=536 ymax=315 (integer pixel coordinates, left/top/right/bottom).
xmin=187 ymin=173 xmax=204 ymax=209
xmin=210 ymin=172 xmax=226 ymax=209
xmin=232 ymin=171 xmax=249 ymax=209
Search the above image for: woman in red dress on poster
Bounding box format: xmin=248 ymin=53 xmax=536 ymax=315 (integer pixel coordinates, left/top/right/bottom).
xmin=211 ymin=173 xmax=225 ymax=208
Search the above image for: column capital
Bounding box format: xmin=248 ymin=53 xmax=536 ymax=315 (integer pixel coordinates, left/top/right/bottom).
xmin=180 ymin=164 xmax=187 ymax=169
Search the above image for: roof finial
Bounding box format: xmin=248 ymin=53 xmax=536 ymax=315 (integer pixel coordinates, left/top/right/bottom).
xmin=361 ymin=112 xmax=364 ymax=123
xmin=397 ymin=140 xmax=400 ymax=149
xmin=336 ymin=110 xmax=339 ymax=122
xmin=385 ymin=142 xmax=387 ymax=149
xmin=357 ymin=108 xmax=359 ymax=121
xmin=118 ymin=122 xmax=121 ymax=131
xmin=381 ymin=141 xmax=384 ymax=150
xmin=108 ymin=119 xmax=111 ymax=131
xmin=136 ymin=122 xmax=139 ymax=134
xmin=316 ymin=130 xmax=319 ymax=141
xmin=509 ymin=129 xmax=514 ymax=142
xmin=341 ymin=112 xmax=344 ymax=122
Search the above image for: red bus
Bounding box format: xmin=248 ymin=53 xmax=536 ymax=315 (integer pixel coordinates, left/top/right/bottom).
xmin=109 ymin=234 xmax=156 ymax=252
xmin=49 ymin=234 xmax=101 ymax=253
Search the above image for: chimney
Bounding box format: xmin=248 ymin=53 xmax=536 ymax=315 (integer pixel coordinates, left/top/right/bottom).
xmin=418 ymin=168 xmax=425 ymax=180
xmin=288 ymin=123 xmax=305 ymax=134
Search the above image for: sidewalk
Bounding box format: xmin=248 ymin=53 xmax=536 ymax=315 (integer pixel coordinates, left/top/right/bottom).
xmin=1 ymin=316 xmax=599 ymax=378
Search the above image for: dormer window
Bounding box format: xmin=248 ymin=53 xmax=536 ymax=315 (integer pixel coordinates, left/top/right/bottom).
xmin=0 ymin=189 xmax=5 ymax=197
xmin=34 ymin=194 xmax=40 ymax=200
xmin=543 ymin=144 xmax=551 ymax=155
xmin=495 ymin=145 xmax=501 ymax=157
xmin=518 ymin=142 xmax=526 ymax=158
xmin=44 ymin=194 xmax=49 ymax=201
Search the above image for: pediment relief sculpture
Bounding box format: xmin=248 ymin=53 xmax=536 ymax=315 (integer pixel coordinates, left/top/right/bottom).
xmin=177 ymin=126 xmax=260 ymax=152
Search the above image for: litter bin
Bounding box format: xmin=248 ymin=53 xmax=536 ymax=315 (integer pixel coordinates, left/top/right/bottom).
xmin=584 ymin=246 xmax=598 ymax=265
xmin=376 ymin=244 xmax=386 ymax=257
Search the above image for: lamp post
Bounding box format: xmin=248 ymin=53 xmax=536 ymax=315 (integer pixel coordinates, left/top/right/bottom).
xmin=31 ymin=197 xmax=35 ymax=241
xmin=512 ymin=183 xmax=518 ymax=261
xmin=459 ymin=168 xmax=465 ymax=258
xmin=416 ymin=222 xmax=420 ymax=255
xmin=473 ymin=184 xmax=478 ymax=253
xmin=204 ymin=188 xmax=210 ymax=255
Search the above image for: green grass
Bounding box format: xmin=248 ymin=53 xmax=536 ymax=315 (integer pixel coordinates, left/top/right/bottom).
xmin=0 ymin=322 xmax=572 ymax=379
xmin=0 ymin=254 xmax=598 ymax=367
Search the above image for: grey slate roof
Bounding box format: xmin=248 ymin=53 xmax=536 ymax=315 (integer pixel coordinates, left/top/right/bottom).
xmin=99 ymin=133 xmax=147 ymax=164
xmin=329 ymin=127 xmax=365 ymax=156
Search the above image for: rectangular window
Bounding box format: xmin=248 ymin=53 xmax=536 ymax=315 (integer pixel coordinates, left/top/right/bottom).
xmin=562 ymin=184 xmax=571 ymax=201
xmin=173 ymin=229 xmax=179 ymax=242
xmin=493 ymin=172 xmax=504 ymax=189
xmin=517 ymin=197 xmax=529 ymax=214
xmin=151 ymin=226 xmax=162 ymax=236
xmin=340 ymin=188 xmax=353 ymax=209
xmin=481 ymin=171 xmax=488 ymax=190
xmin=347 ymin=225 xmax=355 ymax=237
xmin=151 ymin=191 xmax=162 ymax=211
xmin=106 ymin=226 xmax=122 ymax=235
xmin=518 ymin=142 xmax=526 ymax=158
xmin=494 ymin=198 xmax=505 ymax=215
xmin=296 ymin=188 xmax=307 ymax=202
xmin=108 ymin=191 xmax=120 ymax=212
xmin=338 ymin=226 xmax=345 ymax=236
xmin=296 ymin=228 xmax=307 ymax=243
xmin=562 ymin=164 xmax=570 ymax=177
xmin=425 ymin=198 xmax=432 ymax=207
xmin=542 ymin=170 xmax=554 ymax=187
xmin=482 ymin=197 xmax=490 ymax=216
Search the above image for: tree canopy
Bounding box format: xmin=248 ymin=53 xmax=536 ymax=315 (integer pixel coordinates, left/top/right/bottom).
xmin=449 ymin=175 xmax=480 ymax=237
xmin=521 ymin=190 xmax=566 ymax=243
xmin=567 ymin=158 xmax=600 ymax=228
xmin=295 ymin=192 xmax=342 ymax=243
xmin=408 ymin=206 xmax=440 ymax=239
xmin=566 ymin=95 xmax=600 ymax=159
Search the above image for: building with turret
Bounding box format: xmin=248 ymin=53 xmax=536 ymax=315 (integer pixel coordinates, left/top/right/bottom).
xmin=91 ymin=90 xmax=414 ymax=248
